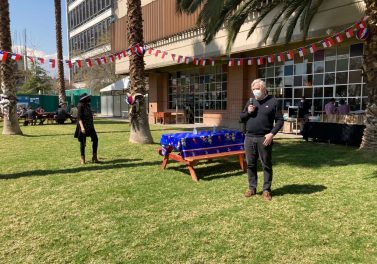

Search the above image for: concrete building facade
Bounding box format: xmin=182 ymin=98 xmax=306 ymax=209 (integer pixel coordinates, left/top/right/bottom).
xmin=112 ymin=0 xmax=366 ymax=128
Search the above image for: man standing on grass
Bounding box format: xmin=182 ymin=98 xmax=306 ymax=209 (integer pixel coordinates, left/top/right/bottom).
xmin=240 ymin=79 xmax=284 ymax=201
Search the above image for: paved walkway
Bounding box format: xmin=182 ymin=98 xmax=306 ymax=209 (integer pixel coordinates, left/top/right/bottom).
xmin=101 ymin=117 xmax=303 ymax=140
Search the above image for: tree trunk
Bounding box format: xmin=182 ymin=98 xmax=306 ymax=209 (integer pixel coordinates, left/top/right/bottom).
xmin=127 ymin=0 xmax=153 ymax=144
xmin=0 ymin=0 xmax=22 ymax=135
xmin=360 ymin=0 xmax=377 ymax=152
xmin=54 ymin=0 xmax=66 ymax=105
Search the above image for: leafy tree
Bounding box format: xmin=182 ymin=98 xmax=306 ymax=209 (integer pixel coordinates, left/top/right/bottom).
xmin=177 ymin=0 xmax=377 ymax=151
xmin=20 ymin=64 xmax=53 ymax=94
xmin=0 ymin=0 xmax=22 ymax=135
xmin=127 ymin=0 xmax=153 ymax=144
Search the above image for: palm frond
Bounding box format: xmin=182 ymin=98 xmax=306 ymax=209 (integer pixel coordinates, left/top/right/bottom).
xmin=176 ymin=0 xmax=204 ymax=14
xmin=285 ymin=1 xmax=309 ymax=43
xmin=301 ymin=0 xmax=324 ymax=40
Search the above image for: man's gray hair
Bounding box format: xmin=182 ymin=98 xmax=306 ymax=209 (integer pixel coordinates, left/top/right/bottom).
xmin=251 ymin=79 xmax=266 ymax=90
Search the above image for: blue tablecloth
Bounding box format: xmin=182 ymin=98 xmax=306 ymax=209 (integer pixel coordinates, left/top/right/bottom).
xmin=160 ymin=129 xmax=245 ymax=158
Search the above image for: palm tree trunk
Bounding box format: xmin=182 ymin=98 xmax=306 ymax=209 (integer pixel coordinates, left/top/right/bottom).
xmin=127 ymin=0 xmax=153 ymax=144
xmin=54 ymin=0 xmax=66 ymax=105
xmin=0 ymin=0 xmax=22 ymax=135
xmin=360 ymin=0 xmax=377 ymax=151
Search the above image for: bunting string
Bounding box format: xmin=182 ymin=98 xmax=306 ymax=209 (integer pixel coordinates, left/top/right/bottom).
xmin=0 ymin=16 xmax=369 ymax=70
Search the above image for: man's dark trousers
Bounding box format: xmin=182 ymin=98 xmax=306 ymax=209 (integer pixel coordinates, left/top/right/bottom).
xmin=244 ymin=136 xmax=273 ymax=192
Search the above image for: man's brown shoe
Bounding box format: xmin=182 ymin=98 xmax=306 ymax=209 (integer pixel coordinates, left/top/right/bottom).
xmin=263 ymin=191 xmax=272 ymax=201
xmin=244 ymin=189 xmax=256 ymax=197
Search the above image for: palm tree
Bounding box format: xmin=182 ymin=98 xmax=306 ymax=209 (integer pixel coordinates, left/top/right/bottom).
xmin=126 ymin=0 xmax=153 ymax=144
xmin=54 ymin=0 xmax=66 ymax=106
xmin=177 ymin=0 xmax=377 ymax=151
xmin=0 ymin=0 xmax=22 ymax=135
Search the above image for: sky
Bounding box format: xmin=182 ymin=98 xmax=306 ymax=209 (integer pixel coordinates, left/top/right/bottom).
xmin=9 ymin=0 xmax=69 ymax=77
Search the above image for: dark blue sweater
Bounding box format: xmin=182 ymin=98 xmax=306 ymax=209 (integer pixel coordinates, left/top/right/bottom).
xmin=240 ymin=95 xmax=284 ymax=137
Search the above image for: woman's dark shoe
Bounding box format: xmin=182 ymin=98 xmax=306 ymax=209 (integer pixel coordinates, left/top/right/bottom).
xmin=92 ymin=154 xmax=100 ymax=163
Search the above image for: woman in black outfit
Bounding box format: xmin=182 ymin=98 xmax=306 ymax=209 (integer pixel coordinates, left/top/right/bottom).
xmin=74 ymin=93 xmax=99 ymax=164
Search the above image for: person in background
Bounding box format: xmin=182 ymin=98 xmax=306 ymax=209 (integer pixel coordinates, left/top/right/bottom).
xmin=74 ymin=93 xmax=99 ymax=164
xmin=55 ymin=104 xmax=70 ymax=124
xmin=240 ymin=79 xmax=284 ymax=201
xmin=337 ymin=99 xmax=350 ymax=115
xmin=70 ymin=104 xmax=78 ymax=123
xmin=25 ymin=106 xmax=37 ymax=126
xmin=298 ymin=96 xmax=311 ymax=118
xmin=325 ymin=98 xmax=337 ymax=115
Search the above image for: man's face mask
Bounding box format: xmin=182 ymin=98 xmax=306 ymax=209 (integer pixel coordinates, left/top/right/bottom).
xmin=253 ymin=90 xmax=262 ymax=99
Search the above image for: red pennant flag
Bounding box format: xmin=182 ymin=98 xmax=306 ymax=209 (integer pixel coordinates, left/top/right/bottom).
xmin=257 ymin=57 xmax=264 ymax=65
xmin=154 ymin=50 xmax=161 ymax=57
xmin=267 ymin=55 xmax=275 ymax=63
xmin=0 ymin=51 xmax=8 ymax=62
xmin=335 ymin=33 xmax=344 ymax=43
xmin=95 ymin=58 xmax=101 ymax=65
xmin=177 ymin=55 xmax=183 ymax=63
xmin=122 ymin=50 xmax=127 ymax=57
xmin=309 ymin=44 xmax=317 ymax=54
xmin=194 ymin=58 xmax=200 ymax=66
xmin=147 ymin=48 xmax=154 ymax=55
xmin=76 ymin=60 xmax=82 ymax=68
xmin=101 ymin=56 xmax=107 ymax=64
xmin=109 ymin=55 xmax=115 ymax=63
xmin=65 ymin=60 xmax=73 ymax=68
xmin=346 ymin=28 xmax=354 ymax=38
xmin=228 ymin=59 xmax=234 ymax=67
xmin=85 ymin=58 xmax=93 ymax=68
xmin=200 ymin=58 xmax=206 ymax=66
xmin=171 ymin=54 xmax=176 ymax=61
xmin=209 ymin=58 xmax=215 ymax=66
xmin=37 ymin=57 xmax=45 ymax=64
xmin=27 ymin=56 xmax=34 ymax=63
xmin=320 ymin=40 xmax=328 ymax=48
xmin=326 ymin=37 xmax=335 ymax=47
xmin=359 ymin=16 xmax=367 ymax=29
xmin=116 ymin=53 xmax=122 ymax=60
xmin=237 ymin=59 xmax=243 ymax=66
xmin=11 ymin=53 xmax=21 ymax=62
xmin=298 ymin=47 xmax=306 ymax=57
xmin=161 ymin=51 xmax=168 ymax=59
xmin=277 ymin=53 xmax=285 ymax=62
xmin=49 ymin=59 xmax=56 ymax=68
xmin=286 ymin=51 xmax=294 ymax=60
xmin=184 ymin=57 xmax=190 ymax=64
xmin=247 ymin=58 xmax=255 ymax=65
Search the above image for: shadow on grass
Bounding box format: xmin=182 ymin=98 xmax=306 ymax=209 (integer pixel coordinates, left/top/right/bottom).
xmin=168 ymin=160 xmax=244 ymax=181
xmin=272 ymin=184 xmax=327 ymax=196
xmin=21 ymin=130 xmax=130 ymax=138
xmin=0 ymin=158 xmax=161 ymax=180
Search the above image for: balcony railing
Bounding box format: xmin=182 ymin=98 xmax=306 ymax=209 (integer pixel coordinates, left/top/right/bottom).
xmin=112 ymin=0 xmax=200 ymax=52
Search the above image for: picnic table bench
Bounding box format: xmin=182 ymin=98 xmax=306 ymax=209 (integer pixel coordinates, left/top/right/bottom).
xmin=157 ymin=148 xmax=246 ymax=182
xmin=158 ymin=129 xmax=246 ymax=181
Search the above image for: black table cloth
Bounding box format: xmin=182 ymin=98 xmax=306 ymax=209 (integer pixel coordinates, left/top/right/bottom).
xmin=301 ymin=122 xmax=365 ymax=146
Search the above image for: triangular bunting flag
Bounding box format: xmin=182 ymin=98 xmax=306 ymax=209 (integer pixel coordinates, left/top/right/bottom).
xmin=184 ymin=57 xmax=190 ymax=64
xmin=95 ymin=58 xmax=101 ymax=65
xmin=335 ymin=33 xmax=344 ymax=43
xmin=346 ymin=28 xmax=354 ymax=38
xmin=309 ymin=43 xmax=317 ymax=54
xmin=237 ymin=59 xmax=243 ymax=66
xmin=85 ymin=58 xmax=93 ymax=68
xmin=154 ymin=50 xmax=161 ymax=57
xmin=37 ymin=57 xmax=45 ymax=64
xmin=171 ymin=54 xmax=176 ymax=61
xmin=228 ymin=59 xmax=234 ymax=67
xmin=298 ymin=47 xmax=306 ymax=57
xmin=247 ymin=58 xmax=254 ymax=65
xmin=161 ymin=51 xmax=168 ymax=59
xmin=76 ymin=60 xmax=82 ymax=68
xmin=177 ymin=56 xmax=183 ymax=63
xmin=0 ymin=51 xmax=8 ymax=62
xmin=267 ymin=55 xmax=274 ymax=63
xmin=11 ymin=53 xmax=21 ymax=62
xmin=277 ymin=53 xmax=285 ymax=62
xmin=49 ymin=59 xmax=56 ymax=68
xmin=286 ymin=51 xmax=294 ymax=60
xmin=257 ymin=57 xmax=264 ymax=65
xmin=65 ymin=60 xmax=72 ymax=68
xmin=109 ymin=55 xmax=115 ymax=63
xmin=147 ymin=48 xmax=154 ymax=55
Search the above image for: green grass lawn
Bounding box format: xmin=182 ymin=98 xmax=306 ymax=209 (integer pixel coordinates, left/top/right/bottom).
xmin=0 ymin=119 xmax=376 ymax=263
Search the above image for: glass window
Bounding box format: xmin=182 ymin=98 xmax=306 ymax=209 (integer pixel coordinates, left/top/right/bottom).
xmin=294 ymin=76 xmax=302 ymax=86
xmin=336 ymin=59 xmax=348 ymax=71
xmin=294 ymin=88 xmax=303 ymax=98
xmin=294 ymin=63 xmax=306 ymax=75
xmin=324 ymin=86 xmax=334 ymax=97
xmin=314 ymin=49 xmax=325 ymax=61
xmin=314 ymin=87 xmax=323 ymax=97
xmin=349 ymin=84 xmax=361 ymax=97
xmin=335 ymin=85 xmax=347 ymax=97
xmin=325 ymin=48 xmax=336 ymax=61
xmin=325 ymin=61 xmax=335 ymax=72
xmin=313 ymin=74 xmax=324 ymax=85
xmin=314 ymin=61 xmax=324 ymax=73
xmin=284 ymin=65 xmax=293 ymax=76
xmin=348 ymin=98 xmax=361 ymax=111
xmin=336 ymin=72 xmax=348 ymax=84
xmin=266 ymin=67 xmax=274 ymax=77
xmin=349 ymin=57 xmax=362 ymax=70
xmin=324 ymin=73 xmax=335 ymax=85
xmin=303 ymin=87 xmax=313 ymax=98
xmin=349 ymin=70 xmax=362 ymax=83
xmin=350 ymin=43 xmax=364 ymax=57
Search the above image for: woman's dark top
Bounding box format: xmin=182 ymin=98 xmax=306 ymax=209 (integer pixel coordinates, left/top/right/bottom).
xmin=74 ymin=102 xmax=96 ymax=141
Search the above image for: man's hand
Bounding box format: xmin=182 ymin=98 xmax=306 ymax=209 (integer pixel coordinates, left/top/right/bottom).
xmin=248 ymin=105 xmax=256 ymax=113
xmin=263 ymin=133 xmax=274 ymax=146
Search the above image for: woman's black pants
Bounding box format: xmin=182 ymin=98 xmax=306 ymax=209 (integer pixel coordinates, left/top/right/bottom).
xmin=80 ymin=132 xmax=98 ymax=156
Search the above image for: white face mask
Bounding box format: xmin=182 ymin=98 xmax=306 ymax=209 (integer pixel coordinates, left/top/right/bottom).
xmin=253 ymin=90 xmax=262 ymax=99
